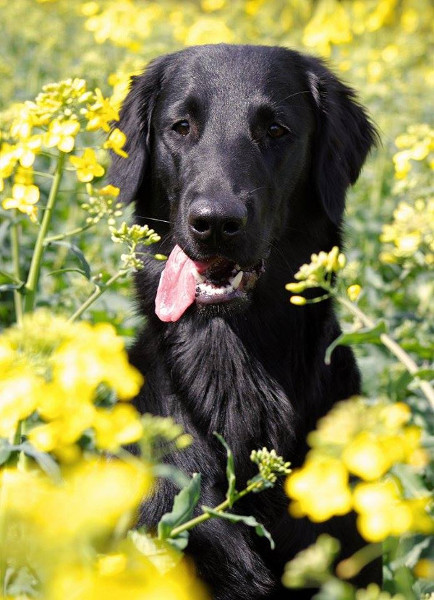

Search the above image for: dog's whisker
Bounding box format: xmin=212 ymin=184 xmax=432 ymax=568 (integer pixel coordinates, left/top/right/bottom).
xmin=137 ymin=216 xmax=172 ymax=225
xmin=278 ymin=90 xmax=311 ymax=103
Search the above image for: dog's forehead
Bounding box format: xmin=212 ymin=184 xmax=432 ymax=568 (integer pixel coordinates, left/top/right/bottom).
xmin=160 ymin=45 xmax=307 ymax=111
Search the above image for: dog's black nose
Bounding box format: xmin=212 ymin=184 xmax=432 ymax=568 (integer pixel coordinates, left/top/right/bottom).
xmin=188 ymin=199 xmax=247 ymax=243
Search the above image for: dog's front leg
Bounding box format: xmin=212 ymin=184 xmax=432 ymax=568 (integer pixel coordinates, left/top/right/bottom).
xmin=187 ymin=483 xmax=276 ymax=600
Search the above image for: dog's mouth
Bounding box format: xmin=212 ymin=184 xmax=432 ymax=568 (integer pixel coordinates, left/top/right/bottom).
xmin=194 ymin=257 xmax=264 ymax=305
xmin=155 ymin=245 xmax=265 ymax=322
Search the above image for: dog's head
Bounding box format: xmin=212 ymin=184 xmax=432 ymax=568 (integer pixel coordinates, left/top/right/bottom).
xmin=110 ymin=45 xmax=377 ymax=320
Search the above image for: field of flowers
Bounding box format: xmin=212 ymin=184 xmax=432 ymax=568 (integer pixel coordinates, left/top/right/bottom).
xmin=0 ymin=0 xmax=433 ymax=599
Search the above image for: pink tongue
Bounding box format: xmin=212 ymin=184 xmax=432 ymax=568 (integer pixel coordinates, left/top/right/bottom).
xmin=155 ymin=245 xmax=209 ymax=322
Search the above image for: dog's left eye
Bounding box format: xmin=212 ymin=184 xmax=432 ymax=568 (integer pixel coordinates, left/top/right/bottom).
xmin=267 ymin=123 xmax=287 ymax=139
xmin=172 ymin=120 xmax=190 ymax=136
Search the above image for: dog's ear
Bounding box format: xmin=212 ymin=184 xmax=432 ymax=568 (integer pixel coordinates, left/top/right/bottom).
xmin=303 ymin=57 xmax=378 ymax=225
xmin=109 ymin=55 xmax=169 ymax=204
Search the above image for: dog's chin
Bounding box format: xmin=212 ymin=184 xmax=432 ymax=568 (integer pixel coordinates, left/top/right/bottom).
xmin=195 ymin=293 xmax=250 ymax=318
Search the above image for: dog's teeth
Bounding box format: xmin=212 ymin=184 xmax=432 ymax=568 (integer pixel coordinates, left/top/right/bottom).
xmin=232 ymin=271 xmax=243 ymax=289
xmin=193 ymin=270 xmax=205 ymax=283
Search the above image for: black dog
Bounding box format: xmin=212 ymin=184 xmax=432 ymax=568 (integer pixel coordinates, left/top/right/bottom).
xmin=110 ymin=44 xmax=379 ymax=600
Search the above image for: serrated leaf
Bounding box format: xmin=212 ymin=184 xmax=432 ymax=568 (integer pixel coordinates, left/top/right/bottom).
xmin=214 ymin=432 xmax=237 ymax=506
xmin=158 ymin=472 xmax=201 ymax=542
xmin=325 ymin=321 xmax=387 ymax=364
xmin=47 ymin=240 xmax=92 ymax=280
xmin=201 ymin=506 xmax=275 ymax=549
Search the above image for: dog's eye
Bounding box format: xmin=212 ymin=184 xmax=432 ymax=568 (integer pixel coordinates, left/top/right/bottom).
xmin=172 ymin=120 xmax=190 ymax=136
xmin=267 ymin=123 xmax=287 ymax=139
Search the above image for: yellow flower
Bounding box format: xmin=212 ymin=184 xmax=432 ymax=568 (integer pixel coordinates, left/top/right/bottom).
xmin=44 ymin=118 xmax=80 ymax=153
xmin=289 ymin=295 xmax=307 ymax=306
xmin=2 ymin=182 xmax=40 ymax=221
xmin=286 ymin=456 xmax=352 ymax=522
xmin=347 ymin=284 xmax=362 ymax=302
xmin=0 ymin=367 xmax=40 ymax=438
xmin=28 ymin=399 xmax=97 ymax=452
xmin=184 ymin=17 xmax=234 ymax=46
xmin=14 ymin=135 xmax=42 ymax=167
xmin=201 ymin=0 xmax=226 ymax=11
xmin=104 ymin=128 xmax=128 ymax=158
xmin=381 ymin=402 xmax=411 ymax=429
xmin=93 ymin=404 xmax=144 ymax=451
xmin=70 ymin=148 xmax=105 ymax=182
xmin=343 ymin=431 xmax=392 ymax=480
xmin=2 ymin=458 xmax=151 ymax=546
xmin=0 ymin=143 xmax=18 ymax=180
xmin=85 ymin=88 xmax=119 ymax=132
xmin=1 ymin=313 xmax=144 ymax=456
xmin=98 ymin=184 xmax=120 ymax=197
xmin=303 ymin=0 xmax=352 ymax=57
xmin=48 ymin=547 xmax=208 ymax=600
xmin=353 ymin=480 xmax=433 ymax=542
xmin=414 ymin=559 xmax=434 ymax=580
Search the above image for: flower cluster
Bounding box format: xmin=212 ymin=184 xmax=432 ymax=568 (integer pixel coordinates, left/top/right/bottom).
xmin=285 ymin=246 xmax=346 ymax=304
xmin=285 ymin=398 xmax=432 ymax=542
xmin=83 ymin=0 xmax=164 ymax=51
xmin=0 ymin=311 xmax=143 ymax=458
xmin=1 ymin=458 xmax=207 ymax=600
xmin=393 ymin=123 xmax=434 ymax=180
xmin=0 ymin=78 xmax=122 ymax=221
xmin=110 ymin=221 xmax=162 ymax=270
xmin=250 ymin=447 xmax=291 ymax=486
xmin=81 ymin=183 xmax=123 ymax=225
xmin=380 ymin=199 xmax=434 ymax=267
xmin=282 ymin=534 xmax=340 ymax=589
xmin=139 ymin=413 xmax=193 ymax=461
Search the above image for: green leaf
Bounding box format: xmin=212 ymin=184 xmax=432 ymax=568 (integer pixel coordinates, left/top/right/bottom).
xmin=4 ymin=565 xmax=39 ymax=596
xmin=214 ymin=432 xmax=237 ymax=506
xmin=325 ymin=321 xmax=387 ymax=364
xmin=13 ymin=442 xmax=61 ymax=482
xmin=0 ymin=439 xmax=12 ymax=465
xmin=391 ymin=463 xmax=427 ymax=497
xmin=312 ymin=579 xmax=355 ymax=600
xmin=201 ymin=506 xmax=275 ymax=549
xmin=0 ymin=283 xmax=24 ymax=292
xmin=128 ymin=530 xmax=181 ymax=571
xmin=413 ymin=368 xmax=434 ymax=382
xmin=157 ymin=472 xmax=201 ymax=542
xmin=153 ymin=463 xmax=192 ymax=490
xmin=47 ymin=240 xmax=92 ymax=280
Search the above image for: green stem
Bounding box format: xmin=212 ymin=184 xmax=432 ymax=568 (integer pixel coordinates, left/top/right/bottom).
xmin=68 ymin=270 xmax=126 ymax=322
xmin=169 ymin=482 xmax=259 ymax=539
xmin=23 ymin=152 xmax=66 ymax=313
xmin=336 ymin=294 xmax=434 ymax=409
xmin=336 ymin=543 xmax=383 ymax=579
xmin=11 ymin=212 xmax=23 ymax=325
xmin=44 ymin=222 xmax=95 ymax=243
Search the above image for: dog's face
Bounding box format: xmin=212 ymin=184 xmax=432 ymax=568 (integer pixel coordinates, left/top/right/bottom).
xmin=110 ymin=45 xmax=376 ymax=318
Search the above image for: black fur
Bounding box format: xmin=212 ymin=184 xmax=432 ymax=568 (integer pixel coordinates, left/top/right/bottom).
xmin=110 ymin=45 xmax=380 ymax=600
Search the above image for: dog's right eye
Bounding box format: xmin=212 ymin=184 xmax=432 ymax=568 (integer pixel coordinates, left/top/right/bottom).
xmin=172 ymin=120 xmax=190 ymax=136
